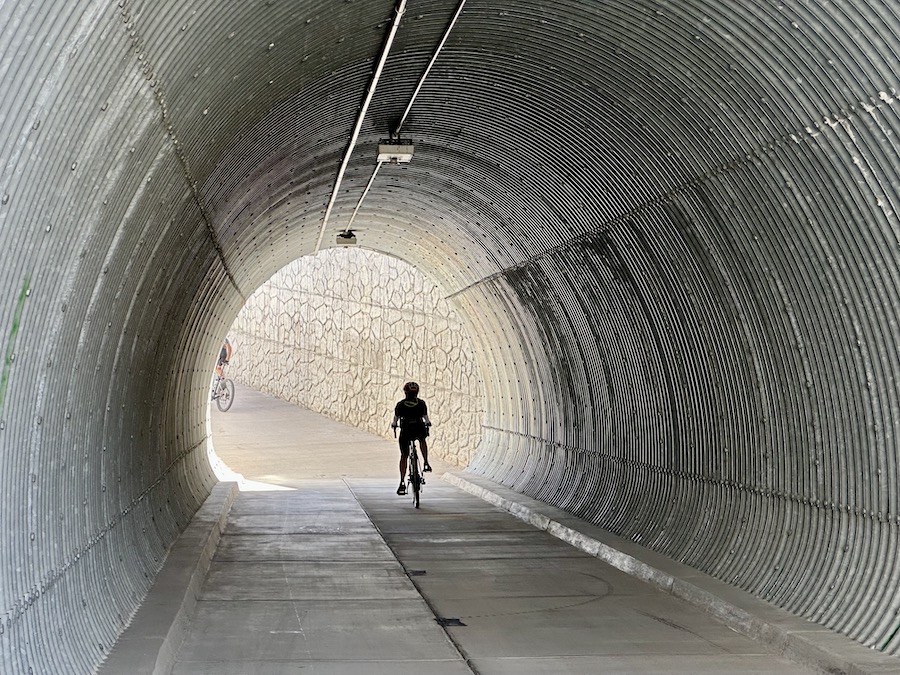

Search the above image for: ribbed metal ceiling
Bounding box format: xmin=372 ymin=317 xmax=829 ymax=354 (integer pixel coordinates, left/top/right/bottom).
xmin=3 ymin=0 xmax=900 ymax=670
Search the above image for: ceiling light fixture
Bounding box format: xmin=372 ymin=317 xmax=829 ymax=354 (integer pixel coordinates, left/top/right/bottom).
xmin=376 ymin=139 xmax=414 ymax=164
xmin=336 ymin=230 xmax=357 ymax=246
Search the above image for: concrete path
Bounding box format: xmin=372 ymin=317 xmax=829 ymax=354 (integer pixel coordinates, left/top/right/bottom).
xmin=103 ymin=384 xmax=897 ymax=673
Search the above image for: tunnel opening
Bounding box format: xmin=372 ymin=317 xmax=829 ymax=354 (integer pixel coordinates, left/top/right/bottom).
xmin=206 ymin=246 xmax=486 ymax=479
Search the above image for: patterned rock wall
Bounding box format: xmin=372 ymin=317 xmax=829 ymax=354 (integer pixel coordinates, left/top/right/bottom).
xmin=227 ymin=248 xmax=484 ymax=467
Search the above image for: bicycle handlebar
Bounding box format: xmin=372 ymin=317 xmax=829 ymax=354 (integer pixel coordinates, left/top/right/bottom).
xmin=392 ymin=421 xmax=432 ymax=437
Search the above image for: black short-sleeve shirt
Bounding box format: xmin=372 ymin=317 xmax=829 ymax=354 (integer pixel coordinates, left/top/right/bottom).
xmin=395 ymin=398 xmax=427 ymax=431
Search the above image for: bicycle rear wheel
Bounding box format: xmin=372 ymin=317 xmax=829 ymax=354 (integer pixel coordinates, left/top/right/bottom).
xmin=216 ymin=379 xmax=235 ymax=412
xmin=409 ymin=443 xmax=421 ymax=508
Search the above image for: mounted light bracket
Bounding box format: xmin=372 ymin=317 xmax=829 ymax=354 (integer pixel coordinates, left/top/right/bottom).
xmin=377 ymin=139 xmax=414 ymax=164
xmin=336 ymin=230 xmax=357 ymax=246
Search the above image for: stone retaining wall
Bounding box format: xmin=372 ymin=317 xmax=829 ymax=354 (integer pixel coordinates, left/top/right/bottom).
xmin=226 ymin=248 xmax=484 ymax=467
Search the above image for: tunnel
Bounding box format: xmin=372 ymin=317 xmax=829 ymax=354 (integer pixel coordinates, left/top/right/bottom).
xmin=3 ymin=0 xmax=900 ymax=671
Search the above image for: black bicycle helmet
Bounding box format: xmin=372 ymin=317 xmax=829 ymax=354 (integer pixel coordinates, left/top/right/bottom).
xmin=403 ymin=381 xmax=420 ymax=394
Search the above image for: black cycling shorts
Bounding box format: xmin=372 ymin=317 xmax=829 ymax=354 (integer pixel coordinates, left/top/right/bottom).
xmin=398 ymin=427 xmax=427 ymax=455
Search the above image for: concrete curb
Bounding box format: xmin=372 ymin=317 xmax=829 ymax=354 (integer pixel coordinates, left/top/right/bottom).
xmin=97 ymin=481 xmax=240 ymax=675
xmin=442 ymin=471 xmax=900 ymax=675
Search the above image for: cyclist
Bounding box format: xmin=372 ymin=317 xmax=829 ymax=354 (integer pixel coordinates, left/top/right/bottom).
xmin=391 ymin=381 xmax=432 ymax=495
xmin=215 ymin=337 xmax=232 ymax=377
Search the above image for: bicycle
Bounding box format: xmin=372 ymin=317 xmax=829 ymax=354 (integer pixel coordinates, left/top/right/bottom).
xmin=211 ymin=365 xmax=234 ymax=412
xmin=406 ymin=437 xmax=424 ymax=508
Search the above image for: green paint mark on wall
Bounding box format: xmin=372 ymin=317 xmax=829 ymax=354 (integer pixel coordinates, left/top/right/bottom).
xmin=0 ymin=276 xmax=31 ymax=415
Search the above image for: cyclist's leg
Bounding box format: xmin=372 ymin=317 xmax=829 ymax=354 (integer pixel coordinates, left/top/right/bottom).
xmin=397 ymin=434 xmax=409 ymax=494
xmin=420 ymin=436 xmax=431 ymax=471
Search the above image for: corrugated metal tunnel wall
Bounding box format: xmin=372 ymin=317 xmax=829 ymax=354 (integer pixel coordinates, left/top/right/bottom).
xmin=3 ymin=0 xmax=900 ymax=670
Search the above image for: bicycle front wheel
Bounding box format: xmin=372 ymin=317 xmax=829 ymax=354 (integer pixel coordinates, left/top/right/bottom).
xmin=216 ymin=379 xmax=235 ymax=412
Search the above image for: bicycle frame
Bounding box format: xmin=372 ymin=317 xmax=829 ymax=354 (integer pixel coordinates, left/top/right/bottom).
xmin=407 ymin=437 xmax=423 ymax=508
xmin=210 ymin=367 xmax=234 ymax=412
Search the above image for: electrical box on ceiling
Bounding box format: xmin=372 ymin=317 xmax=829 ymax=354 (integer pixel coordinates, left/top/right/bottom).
xmin=377 ymin=140 xmax=414 ymax=164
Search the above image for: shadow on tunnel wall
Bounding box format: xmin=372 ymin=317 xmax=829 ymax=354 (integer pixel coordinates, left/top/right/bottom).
xmin=4 ymin=0 xmax=900 ymax=671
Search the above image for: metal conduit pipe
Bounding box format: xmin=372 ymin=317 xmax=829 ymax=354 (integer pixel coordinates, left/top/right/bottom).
xmin=313 ymin=0 xmax=408 ymax=253
xmin=4 ymin=1 xmax=900 ymax=671
xmin=342 ymin=0 xmax=467 ymax=236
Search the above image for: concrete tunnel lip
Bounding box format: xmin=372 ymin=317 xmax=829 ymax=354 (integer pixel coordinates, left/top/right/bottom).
xmin=3 ymin=1 xmax=900 ymax=671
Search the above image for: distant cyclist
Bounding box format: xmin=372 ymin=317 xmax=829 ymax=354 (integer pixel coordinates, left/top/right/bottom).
xmin=391 ymin=381 xmax=432 ymax=495
xmin=216 ymin=337 xmax=232 ymax=377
